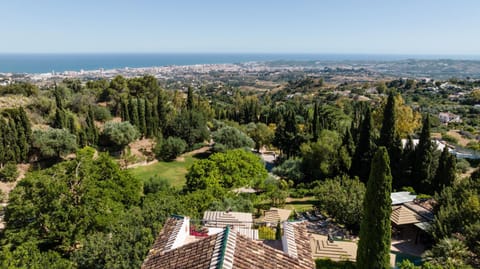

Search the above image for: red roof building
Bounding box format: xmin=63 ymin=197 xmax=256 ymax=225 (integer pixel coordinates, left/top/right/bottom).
xmin=142 ymin=215 xmax=314 ymax=269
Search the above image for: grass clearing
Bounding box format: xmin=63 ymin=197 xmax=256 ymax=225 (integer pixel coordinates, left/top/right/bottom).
xmin=284 ymin=196 xmax=316 ymax=212
xmin=128 ymin=147 xmax=212 ymax=188
xmin=129 ymin=155 xmax=196 ymax=188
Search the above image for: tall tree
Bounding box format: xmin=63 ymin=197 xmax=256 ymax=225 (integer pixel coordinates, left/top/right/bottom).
xmin=312 ymin=101 xmax=319 ymax=141
xmin=350 ymin=107 xmax=376 ymax=182
xmin=186 ymin=86 xmax=194 ymax=111
xmin=432 ymin=147 xmax=456 ymax=194
xmin=357 ymin=147 xmax=392 ymax=269
xmin=378 ymin=92 xmax=403 ymax=188
xmin=138 ymin=98 xmax=147 ymax=136
xmin=399 ymin=135 xmax=415 ymax=188
xmin=53 ymin=108 xmax=66 ymax=129
xmin=273 ymin=110 xmax=303 ymax=158
xmin=413 ymin=115 xmax=435 ymax=194
xmin=128 ymin=98 xmax=139 ymax=128
xmin=379 ymin=92 xmax=396 ymax=148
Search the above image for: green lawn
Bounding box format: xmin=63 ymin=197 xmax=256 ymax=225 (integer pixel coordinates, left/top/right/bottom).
xmin=129 ymin=155 xmax=197 ymax=188
xmin=284 ymin=196 xmax=316 ymax=212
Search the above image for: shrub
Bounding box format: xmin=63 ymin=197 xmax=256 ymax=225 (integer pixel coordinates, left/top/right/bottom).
xmin=92 ymin=105 xmax=112 ymax=122
xmin=456 ymin=158 xmax=471 ymax=173
xmin=143 ymin=176 xmax=171 ymax=195
xmin=272 ymin=158 xmax=304 ymax=183
xmin=315 ymin=259 xmax=356 ymax=269
xmin=258 ymin=226 xmax=276 ymax=240
xmin=100 ymin=121 xmax=139 ymax=150
xmin=442 ymin=133 xmax=458 ymax=144
xmin=156 ymin=137 xmax=187 ymax=161
xmin=0 ymin=163 xmax=19 ymax=182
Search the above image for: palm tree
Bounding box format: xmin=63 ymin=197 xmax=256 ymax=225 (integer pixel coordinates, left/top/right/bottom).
xmin=423 ymin=238 xmax=472 ymax=268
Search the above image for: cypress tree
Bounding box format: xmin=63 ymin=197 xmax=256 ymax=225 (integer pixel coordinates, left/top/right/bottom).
xmin=275 ymin=221 xmax=282 ymax=240
xmin=157 ymin=92 xmax=168 ymax=132
xmin=138 ymin=98 xmax=147 ymax=136
xmin=432 ymin=147 xmax=456 ymax=194
xmin=129 ymin=98 xmax=139 ymax=128
xmin=342 ymin=127 xmax=355 ymax=157
xmin=90 ymin=107 xmax=98 ymax=145
xmin=350 ymin=107 xmax=376 ymax=182
xmin=273 ymin=110 xmax=301 ymax=158
xmin=85 ymin=106 xmax=98 ymax=146
xmin=379 ymin=92 xmax=403 ymax=188
xmin=54 ymin=85 xmax=64 ymax=110
xmin=18 ymin=107 xmax=31 ymax=143
xmin=67 ymin=114 xmax=77 ymax=136
xmin=8 ymin=120 xmax=21 ymax=163
xmin=357 ymin=147 xmax=392 ymax=269
xmin=399 ymin=135 xmax=415 ymax=188
xmin=53 ymin=108 xmax=66 ymax=129
xmin=379 ymin=92 xmax=396 ymax=149
xmin=312 ymin=101 xmax=319 ymax=141
xmin=413 ymin=115 xmax=435 ymax=194
xmin=151 ymin=97 xmax=160 ymax=137
xmin=0 ymin=119 xmax=5 ymax=165
xmin=186 ymin=86 xmax=194 ymax=111
xmin=122 ymin=98 xmax=130 ymax=122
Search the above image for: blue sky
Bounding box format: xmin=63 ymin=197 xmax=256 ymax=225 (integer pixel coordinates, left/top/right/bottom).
xmin=2 ymin=0 xmax=480 ymax=54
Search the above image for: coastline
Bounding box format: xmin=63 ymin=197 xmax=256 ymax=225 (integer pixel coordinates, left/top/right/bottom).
xmin=2 ymin=53 xmax=480 ymax=74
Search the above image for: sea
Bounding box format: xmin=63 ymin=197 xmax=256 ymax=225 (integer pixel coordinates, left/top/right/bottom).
xmin=0 ymin=53 xmax=479 ymax=74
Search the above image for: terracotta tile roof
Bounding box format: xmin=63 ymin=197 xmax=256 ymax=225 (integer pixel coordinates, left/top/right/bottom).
xmin=149 ymin=216 xmax=182 ymax=254
xmin=142 ymin=233 xmax=219 ymax=269
xmin=203 ymin=211 xmax=253 ymax=228
xmin=232 ymin=222 xmax=314 ymax=269
xmin=264 ymin=208 xmax=292 ymax=225
xmin=391 ymin=205 xmax=425 ymax=225
xmin=142 ymin=217 xmax=314 ymax=269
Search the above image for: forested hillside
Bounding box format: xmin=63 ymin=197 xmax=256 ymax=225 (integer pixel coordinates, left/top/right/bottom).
xmin=0 ymin=75 xmax=479 ymax=268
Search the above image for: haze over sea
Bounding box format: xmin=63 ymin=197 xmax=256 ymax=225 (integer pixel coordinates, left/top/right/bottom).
xmin=1 ymin=53 xmax=480 ymax=74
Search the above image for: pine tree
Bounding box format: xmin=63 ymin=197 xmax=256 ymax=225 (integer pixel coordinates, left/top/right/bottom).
xmin=413 ymin=115 xmax=435 ymax=194
xmin=350 ymin=107 xmax=376 ymax=182
xmin=432 ymin=147 xmax=456 ymax=194
xmin=356 ymin=147 xmax=392 ymax=269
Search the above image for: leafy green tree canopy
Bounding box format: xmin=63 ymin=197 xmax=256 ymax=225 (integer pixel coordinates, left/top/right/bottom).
xmin=100 ymin=121 xmax=139 ymax=150
xmin=185 ymin=149 xmax=268 ymax=192
xmin=31 ymin=128 xmax=77 ymax=160
xmin=212 ymin=126 xmax=254 ymax=152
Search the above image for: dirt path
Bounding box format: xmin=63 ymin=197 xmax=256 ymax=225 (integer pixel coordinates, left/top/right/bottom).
xmin=175 ymin=146 xmax=211 ymax=162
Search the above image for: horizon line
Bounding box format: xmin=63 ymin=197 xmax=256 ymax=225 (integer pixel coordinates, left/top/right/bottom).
xmin=1 ymin=52 xmax=480 ymax=56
